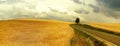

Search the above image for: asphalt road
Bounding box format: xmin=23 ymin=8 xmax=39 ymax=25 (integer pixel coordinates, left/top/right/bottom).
xmin=71 ymin=24 xmax=120 ymax=46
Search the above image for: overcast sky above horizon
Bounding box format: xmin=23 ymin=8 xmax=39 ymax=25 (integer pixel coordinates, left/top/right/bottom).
xmin=0 ymin=0 xmax=120 ymax=23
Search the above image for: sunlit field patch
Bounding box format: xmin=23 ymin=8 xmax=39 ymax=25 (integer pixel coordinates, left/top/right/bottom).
xmin=0 ymin=19 xmax=74 ymax=46
xmin=88 ymin=23 xmax=120 ymax=33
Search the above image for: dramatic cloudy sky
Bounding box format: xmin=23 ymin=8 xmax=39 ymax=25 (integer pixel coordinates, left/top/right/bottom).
xmin=0 ymin=0 xmax=120 ymax=23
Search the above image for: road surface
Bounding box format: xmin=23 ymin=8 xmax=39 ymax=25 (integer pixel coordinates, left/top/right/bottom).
xmin=70 ymin=24 xmax=120 ymax=46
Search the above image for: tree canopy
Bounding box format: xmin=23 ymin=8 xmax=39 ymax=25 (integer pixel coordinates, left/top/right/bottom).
xmin=75 ymin=18 xmax=80 ymax=24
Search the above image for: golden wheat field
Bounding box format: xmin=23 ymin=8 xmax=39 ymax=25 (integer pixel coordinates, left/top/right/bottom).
xmin=88 ymin=23 xmax=120 ymax=33
xmin=0 ymin=19 xmax=74 ymax=46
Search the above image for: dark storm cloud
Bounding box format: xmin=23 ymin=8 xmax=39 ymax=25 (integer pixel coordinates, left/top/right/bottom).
xmin=0 ymin=0 xmax=5 ymax=4
xmin=12 ymin=15 xmax=36 ymax=19
xmin=73 ymin=0 xmax=82 ymax=4
xmin=105 ymin=11 xmax=120 ymax=19
xmin=42 ymin=15 xmax=73 ymax=22
xmin=100 ymin=9 xmax=120 ymax=19
xmin=6 ymin=0 xmax=24 ymax=4
xmin=49 ymin=8 xmax=68 ymax=14
xmin=96 ymin=0 xmax=120 ymax=19
xmin=88 ymin=4 xmax=100 ymax=13
xmin=40 ymin=8 xmax=75 ymax=22
xmin=104 ymin=10 xmax=120 ymax=19
xmin=49 ymin=8 xmax=59 ymax=13
xmin=73 ymin=0 xmax=86 ymax=6
xmin=97 ymin=0 xmax=120 ymax=11
xmin=74 ymin=9 xmax=89 ymax=14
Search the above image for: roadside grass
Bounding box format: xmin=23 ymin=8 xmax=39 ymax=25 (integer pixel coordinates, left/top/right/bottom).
xmin=78 ymin=24 xmax=120 ymax=36
xmin=70 ymin=24 xmax=92 ymax=46
xmin=70 ymin=24 xmax=107 ymax=46
xmin=70 ymin=28 xmax=89 ymax=46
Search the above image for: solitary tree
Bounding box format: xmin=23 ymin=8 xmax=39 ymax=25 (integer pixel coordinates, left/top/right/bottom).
xmin=75 ymin=17 xmax=80 ymax=24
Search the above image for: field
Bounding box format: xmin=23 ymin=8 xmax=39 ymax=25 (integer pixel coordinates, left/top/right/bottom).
xmin=88 ymin=23 xmax=120 ymax=33
xmin=0 ymin=19 xmax=74 ymax=46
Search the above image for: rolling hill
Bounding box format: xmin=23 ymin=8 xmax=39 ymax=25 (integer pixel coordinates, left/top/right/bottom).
xmin=0 ymin=19 xmax=74 ymax=46
xmin=88 ymin=23 xmax=120 ymax=33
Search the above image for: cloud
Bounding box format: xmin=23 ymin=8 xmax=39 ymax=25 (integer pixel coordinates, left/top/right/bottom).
xmin=0 ymin=0 xmax=119 ymax=23
xmin=94 ymin=0 xmax=120 ymax=19
xmin=88 ymin=4 xmax=100 ymax=13
xmin=0 ymin=0 xmax=85 ymax=21
xmin=105 ymin=10 xmax=120 ymax=19
xmin=97 ymin=0 xmax=120 ymax=11
xmin=74 ymin=9 xmax=89 ymax=14
xmin=0 ymin=0 xmax=24 ymax=4
xmin=72 ymin=0 xmax=86 ymax=6
xmin=73 ymin=0 xmax=82 ymax=4
xmin=0 ymin=0 xmax=5 ymax=4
